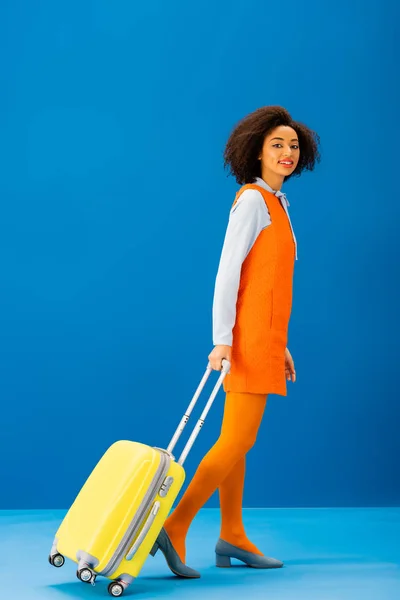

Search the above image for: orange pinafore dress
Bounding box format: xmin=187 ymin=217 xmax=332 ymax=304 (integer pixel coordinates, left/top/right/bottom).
xmin=223 ymin=184 xmax=296 ymax=397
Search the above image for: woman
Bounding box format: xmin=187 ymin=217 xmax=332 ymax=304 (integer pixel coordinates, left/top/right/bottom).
xmin=152 ymin=106 xmax=321 ymax=577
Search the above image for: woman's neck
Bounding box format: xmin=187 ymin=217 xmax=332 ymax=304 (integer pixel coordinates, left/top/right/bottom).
xmin=260 ymin=171 xmax=284 ymax=192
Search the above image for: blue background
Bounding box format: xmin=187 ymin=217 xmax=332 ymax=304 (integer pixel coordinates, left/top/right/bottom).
xmin=0 ymin=0 xmax=398 ymax=510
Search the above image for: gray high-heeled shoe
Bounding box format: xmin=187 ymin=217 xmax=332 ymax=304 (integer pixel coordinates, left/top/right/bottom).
xmin=215 ymin=538 xmax=284 ymax=569
xmin=150 ymin=528 xmax=201 ymax=578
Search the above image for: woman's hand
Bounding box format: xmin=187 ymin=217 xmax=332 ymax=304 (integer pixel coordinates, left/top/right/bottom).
xmin=208 ymin=345 xmax=232 ymax=371
xmin=285 ymin=347 xmax=296 ymax=382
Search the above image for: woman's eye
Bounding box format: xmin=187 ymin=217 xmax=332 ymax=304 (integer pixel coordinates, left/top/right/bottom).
xmin=272 ymin=143 xmax=299 ymax=149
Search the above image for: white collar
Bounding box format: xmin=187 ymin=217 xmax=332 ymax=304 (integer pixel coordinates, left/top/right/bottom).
xmin=254 ymin=177 xmax=290 ymax=207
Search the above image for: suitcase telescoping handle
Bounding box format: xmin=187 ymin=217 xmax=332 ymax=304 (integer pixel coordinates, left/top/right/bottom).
xmin=166 ymin=359 xmax=231 ymax=466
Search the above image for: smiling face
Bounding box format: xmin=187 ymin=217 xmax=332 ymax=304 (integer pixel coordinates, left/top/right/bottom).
xmin=258 ymin=125 xmax=300 ymax=186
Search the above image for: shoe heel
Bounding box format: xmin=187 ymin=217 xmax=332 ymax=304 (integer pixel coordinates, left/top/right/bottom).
xmin=216 ymin=553 xmax=231 ymax=568
xmin=150 ymin=542 xmax=159 ymax=557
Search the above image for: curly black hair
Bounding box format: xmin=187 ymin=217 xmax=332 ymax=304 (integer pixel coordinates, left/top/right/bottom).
xmin=223 ymin=106 xmax=321 ymax=185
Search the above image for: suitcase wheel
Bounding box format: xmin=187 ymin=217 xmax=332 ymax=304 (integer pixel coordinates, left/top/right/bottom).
xmin=77 ymin=567 xmax=96 ymax=585
xmin=48 ymin=553 xmax=65 ymax=568
xmin=108 ymin=581 xmax=125 ymax=597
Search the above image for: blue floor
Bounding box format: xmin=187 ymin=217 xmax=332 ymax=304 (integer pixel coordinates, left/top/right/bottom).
xmin=1 ymin=508 xmax=399 ymax=599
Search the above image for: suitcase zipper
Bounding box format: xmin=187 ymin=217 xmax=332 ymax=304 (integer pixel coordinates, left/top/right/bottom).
xmin=100 ymin=451 xmax=170 ymax=577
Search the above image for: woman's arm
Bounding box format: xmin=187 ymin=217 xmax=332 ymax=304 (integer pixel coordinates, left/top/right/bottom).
xmin=212 ymin=189 xmax=271 ymax=347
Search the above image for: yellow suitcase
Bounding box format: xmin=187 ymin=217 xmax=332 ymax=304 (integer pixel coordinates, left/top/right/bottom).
xmin=48 ymin=360 xmax=230 ymax=597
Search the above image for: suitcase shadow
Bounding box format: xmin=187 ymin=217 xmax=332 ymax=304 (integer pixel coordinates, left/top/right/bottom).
xmin=47 ymin=583 xmax=114 ymax=598
xmin=47 ymin=564 xmax=297 ymax=597
xmin=47 ymin=580 xmax=185 ymax=597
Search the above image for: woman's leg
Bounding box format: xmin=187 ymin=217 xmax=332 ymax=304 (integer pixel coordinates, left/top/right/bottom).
xmin=218 ymin=455 xmax=263 ymax=555
xmin=164 ymin=391 xmax=267 ymax=562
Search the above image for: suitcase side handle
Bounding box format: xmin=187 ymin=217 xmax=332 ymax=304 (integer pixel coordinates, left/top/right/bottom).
xmin=166 ymin=360 xmax=231 ymax=466
xmin=125 ymin=501 xmax=161 ymax=561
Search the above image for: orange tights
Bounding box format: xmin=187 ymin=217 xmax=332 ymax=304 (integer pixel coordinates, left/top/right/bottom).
xmin=164 ymin=391 xmax=267 ymax=562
